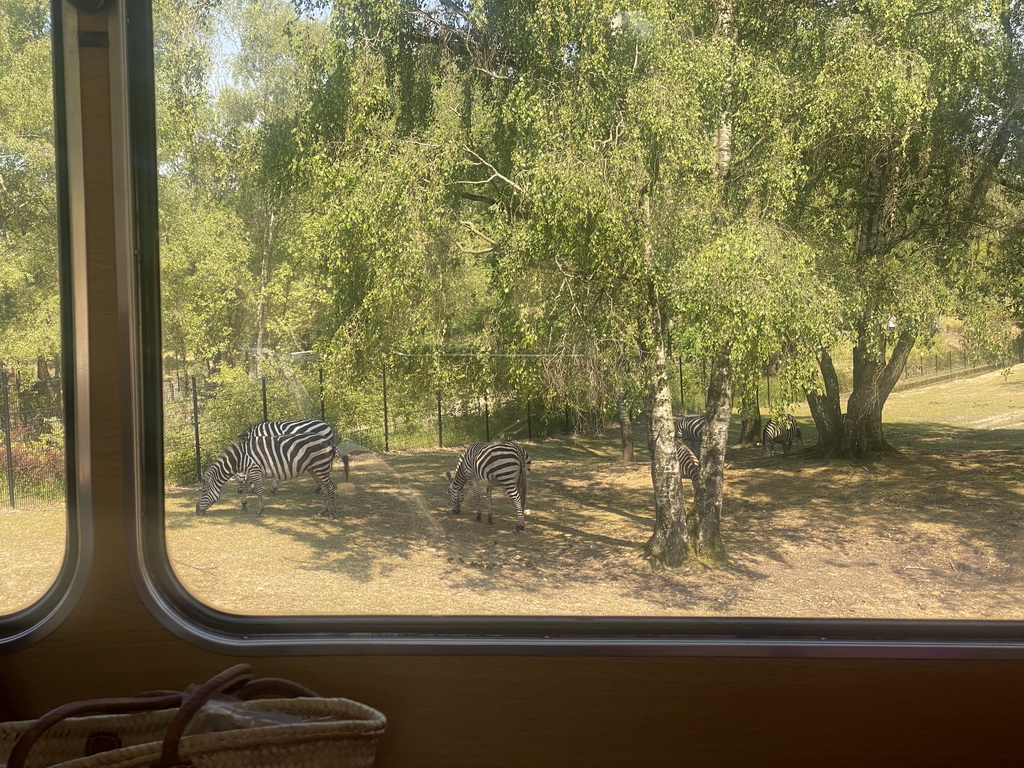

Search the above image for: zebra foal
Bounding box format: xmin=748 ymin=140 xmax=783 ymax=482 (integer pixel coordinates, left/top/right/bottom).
xmin=197 ymin=432 xmax=338 ymax=518
xmin=762 ymin=415 xmax=803 ymax=457
xmin=446 ymin=441 xmax=531 ymax=532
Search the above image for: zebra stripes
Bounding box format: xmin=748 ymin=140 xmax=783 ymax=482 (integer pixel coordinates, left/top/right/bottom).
xmin=241 ymin=419 xmax=350 ymax=481
xmin=196 ymin=432 xmax=338 ymax=518
xmin=675 ymin=441 xmax=699 ymax=491
xmin=674 ymin=414 xmax=706 ymax=456
xmin=446 ymin=441 xmax=531 ymax=532
xmin=762 ymin=415 xmax=803 ymax=457
xmin=241 ymin=418 xmax=333 ymax=442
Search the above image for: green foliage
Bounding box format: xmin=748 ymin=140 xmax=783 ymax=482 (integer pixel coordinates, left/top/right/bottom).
xmin=671 ymin=221 xmax=839 ymax=402
xmin=142 ymin=0 xmax=1024 ymax=469
xmin=160 ymin=179 xmax=256 ymax=363
xmin=0 ymin=0 xmax=58 ymax=376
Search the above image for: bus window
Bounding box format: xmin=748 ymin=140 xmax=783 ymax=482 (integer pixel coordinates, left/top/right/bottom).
xmin=135 ymin=0 xmax=1024 ymax=651
xmin=0 ymin=0 xmax=74 ymax=633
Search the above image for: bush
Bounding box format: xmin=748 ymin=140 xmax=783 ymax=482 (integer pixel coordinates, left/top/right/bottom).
xmin=0 ymin=422 xmax=65 ymax=501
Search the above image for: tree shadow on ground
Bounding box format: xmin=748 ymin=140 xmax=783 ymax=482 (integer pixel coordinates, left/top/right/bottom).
xmin=162 ymin=419 xmax=1024 ymax=617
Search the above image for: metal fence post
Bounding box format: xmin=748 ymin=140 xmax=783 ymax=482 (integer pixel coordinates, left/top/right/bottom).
xmin=484 ymin=395 xmax=490 ymax=442
xmin=437 ymin=391 xmax=443 ymax=448
xmin=319 ymin=366 xmax=326 ymax=422
xmin=1 ymin=370 xmax=15 ymax=508
xmin=677 ymin=357 xmax=684 ymax=411
xmin=192 ymin=375 xmax=201 ymax=483
xmin=382 ymin=364 xmax=389 ymax=452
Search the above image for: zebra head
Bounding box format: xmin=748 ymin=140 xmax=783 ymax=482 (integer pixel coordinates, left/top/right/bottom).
xmin=195 ymin=472 xmax=222 ymax=516
xmin=195 ymin=444 xmax=240 ymax=515
xmin=445 ymin=470 xmax=464 ymax=513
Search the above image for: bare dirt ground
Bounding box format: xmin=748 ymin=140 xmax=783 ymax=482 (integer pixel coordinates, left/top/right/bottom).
xmin=4 ymin=367 xmax=1022 ymax=621
xmin=161 ymin=367 xmax=1024 ymax=621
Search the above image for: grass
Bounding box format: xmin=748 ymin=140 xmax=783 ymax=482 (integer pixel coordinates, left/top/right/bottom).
xmin=2 ymin=364 xmax=1022 ymax=620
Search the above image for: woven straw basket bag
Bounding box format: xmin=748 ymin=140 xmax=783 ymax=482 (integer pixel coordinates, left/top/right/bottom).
xmin=0 ymin=664 xmax=386 ymax=768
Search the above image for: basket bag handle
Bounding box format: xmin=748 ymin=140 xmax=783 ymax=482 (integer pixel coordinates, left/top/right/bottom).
xmin=5 ymin=691 xmax=186 ymax=768
xmin=149 ymin=664 xmax=319 ymax=768
xmin=148 ymin=663 xmax=254 ymax=768
xmin=7 ymin=664 xmax=320 ymax=768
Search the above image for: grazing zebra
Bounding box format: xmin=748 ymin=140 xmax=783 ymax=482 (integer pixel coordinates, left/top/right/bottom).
xmin=240 ymin=419 xmax=350 ymax=482
xmin=445 ymin=441 xmax=531 ymax=532
xmin=196 ymin=433 xmax=337 ymax=518
xmin=762 ymin=415 xmax=803 ymax=457
xmin=674 ymin=414 xmax=707 ymax=456
xmin=675 ymin=441 xmax=700 ymax=492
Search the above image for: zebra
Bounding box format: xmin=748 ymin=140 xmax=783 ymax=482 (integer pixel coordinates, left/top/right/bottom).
xmin=675 ymin=441 xmax=699 ymax=492
xmin=762 ymin=415 xmax=803 ymax=457
xmin=196 ymin=433 xmax=338 ymax=518
xmin=445 ymin=441 xmax=531 ymax=532
xmin=238 ymin=419 xmax=350 ymax=487
xmin=674 ymin=414 xmax=707 ymax=457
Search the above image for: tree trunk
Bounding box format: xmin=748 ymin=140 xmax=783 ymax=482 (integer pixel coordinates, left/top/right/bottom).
xmin=689 ymin=345 xmax=731 ymax=565
xmin=806 ymin=348 xmax=844 ymax=455
xmin=643 ymin=336 xmax=688 ymax=568
xmin=736 ymin=384 xmax=760 ymax=446
xmin=685 ymin=0 xmax=733 ymax=566
xmin=834 ymin=154 xmax=904 ymax=459
xmin=617 ymin=389 xmax=635 ymax=463
xmin=841 ymin=329 xmax=915 ymax=458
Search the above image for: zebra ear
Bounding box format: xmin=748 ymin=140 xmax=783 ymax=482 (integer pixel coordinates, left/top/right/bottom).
xmin=445 ymin=471 xmax=452 ymax=483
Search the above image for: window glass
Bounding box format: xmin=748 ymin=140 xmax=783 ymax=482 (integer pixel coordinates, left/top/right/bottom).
xmin=155 ymin=0 xmax=1024 ymax=627
xmin=0 ymin=0 xmax=68 ymax=616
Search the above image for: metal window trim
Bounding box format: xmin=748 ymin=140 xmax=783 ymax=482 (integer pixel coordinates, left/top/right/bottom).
xmin=113 ymin=0 xmax=1024 ymax=660
xmin=0 ymin=0 xmax=92 ymax=653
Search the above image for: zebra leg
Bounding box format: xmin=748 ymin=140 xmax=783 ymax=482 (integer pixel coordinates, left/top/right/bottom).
xmin=473 ymin=484 xmax=483 ymax=522
xmin=783 ymin=440 xmax=792 ymax=456
xmin=317 ymin=474 xmax=337 ymax=519
xmin=250 ymin=475 xmax=265 ymax=516
xmin=486 ymin=487 xmax=494 ymax=525
xmin=514 ymin=478 xmax=526 ymax=532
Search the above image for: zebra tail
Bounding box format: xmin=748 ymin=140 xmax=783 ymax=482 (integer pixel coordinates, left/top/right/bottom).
xmin=342 ymin=452 xmax=350 ymax=482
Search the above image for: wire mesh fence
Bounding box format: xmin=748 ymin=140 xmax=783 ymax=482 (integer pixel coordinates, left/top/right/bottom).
xmin=5 ymin=335 xmax=1020 ymax=502
xmin=163 ymin=365 xmax=598 ymax=486
xmin=0 ymin=365 xmax=65 ymax=509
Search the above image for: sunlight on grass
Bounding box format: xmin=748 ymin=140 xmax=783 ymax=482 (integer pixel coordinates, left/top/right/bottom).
xmin=0 ymin=503 xmax=66 ymax=614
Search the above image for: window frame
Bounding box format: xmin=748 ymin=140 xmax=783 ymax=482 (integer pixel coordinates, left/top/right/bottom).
xmin=0 ymin=0 xmax=92 ymax=652
xmin=119 ymin=0 xmax=1024 ymax=659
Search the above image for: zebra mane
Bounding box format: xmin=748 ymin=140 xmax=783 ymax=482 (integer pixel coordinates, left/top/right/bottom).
xmin=203 ymin=442 xmax=245 ymax=488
